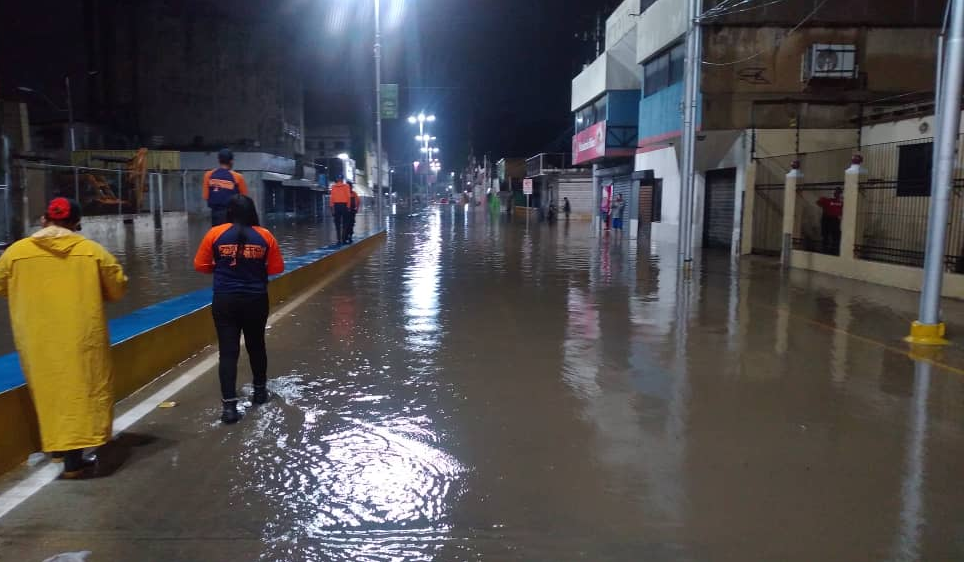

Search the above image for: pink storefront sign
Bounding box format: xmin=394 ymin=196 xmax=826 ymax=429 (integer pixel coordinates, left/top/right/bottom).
xmin=572 ymin=121 xmax=606 ymax=165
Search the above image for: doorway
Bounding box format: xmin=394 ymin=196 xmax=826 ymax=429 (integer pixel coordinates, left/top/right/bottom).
xmin=703 ymin=168 xmax=736 ymax=249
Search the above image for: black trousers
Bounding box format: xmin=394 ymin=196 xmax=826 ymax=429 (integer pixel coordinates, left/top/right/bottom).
xmin=347 ymin=210 xmax=357 ymax=239
xmin=821 ymin=216 xmax=841 ymax=254
xmin=212 ymin=293 xmax=269 ymax=400
xmin=211 ymin=207 xmax=229 ymax=227
xmin=333 ymin=203 xmax=350 ymax=243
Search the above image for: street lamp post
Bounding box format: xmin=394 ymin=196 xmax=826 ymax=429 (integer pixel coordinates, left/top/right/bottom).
xmin=408 ymin=113 xmax=436 ymax=206
xmin=374 ymin=0 xmax=383 ymax=225
xmin=18 ymin=78 xmax=80 ymax=200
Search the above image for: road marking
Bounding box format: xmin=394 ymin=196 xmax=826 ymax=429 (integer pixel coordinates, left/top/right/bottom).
xmin=758 ymin=303 xmax=964 ymax=377
xmin=0 ymin=251 xmax=366 ymax=521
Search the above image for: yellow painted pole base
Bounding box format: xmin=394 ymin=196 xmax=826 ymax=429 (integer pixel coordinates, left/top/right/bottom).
xmin=905 ymin=321 xmax=949 ymax=346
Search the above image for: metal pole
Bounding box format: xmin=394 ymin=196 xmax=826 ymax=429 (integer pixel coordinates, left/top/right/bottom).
xmin=374 ymin=0 xmax=383 ymax=227
xmin=66 ymin=76 xmax=80 ymax=201
xmin=117 ymin=168 xmax=123 ymax=216
xmin=678 ymin=0 xmax=701 ymax=265
xmin=182 ymin=170 xmax=188 ymax=213
xmin=916 ymin=0 xmax=964 ymax=333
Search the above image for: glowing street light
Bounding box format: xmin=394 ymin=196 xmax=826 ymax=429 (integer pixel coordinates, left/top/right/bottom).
xmin=337 ymin=152 xmax=349 ymax=160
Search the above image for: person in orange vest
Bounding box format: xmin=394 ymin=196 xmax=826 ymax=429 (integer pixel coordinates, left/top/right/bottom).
xmin=329 ymin=175 xmax=352 ymax=245
xmin=346 ymin=180 xmax=360 ymax=244
xmin=203 ymin=149 xmax=249 ymax=227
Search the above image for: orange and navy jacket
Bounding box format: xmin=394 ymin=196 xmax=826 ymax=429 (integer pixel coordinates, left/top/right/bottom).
xmin=350 ymin=190 xmax=360 ymax=212
xmin=194 ymin=223 xmax=284 ymax=294
xmin=203 ymin=168 xmax=249 ymax=210
xmin=330 ymin=181 xmax=351 ymax=206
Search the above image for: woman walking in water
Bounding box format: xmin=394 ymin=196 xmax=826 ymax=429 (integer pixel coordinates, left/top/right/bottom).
xmin=194 ymin=195 xmax=284 ymax=423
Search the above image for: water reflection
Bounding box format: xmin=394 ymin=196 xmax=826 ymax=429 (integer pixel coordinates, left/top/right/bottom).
xmin=404 ymin=209 xmax=442 ymax=352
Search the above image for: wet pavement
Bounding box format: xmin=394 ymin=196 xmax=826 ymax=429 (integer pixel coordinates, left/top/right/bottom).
xmin=0 ymin=211 xmax=377 ymax=356
xmin=3 ymin=207 xmax=964 ymax=561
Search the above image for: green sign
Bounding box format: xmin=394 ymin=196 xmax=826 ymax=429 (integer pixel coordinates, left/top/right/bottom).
xmin=380 ymin=84 xmax=399 ymax=119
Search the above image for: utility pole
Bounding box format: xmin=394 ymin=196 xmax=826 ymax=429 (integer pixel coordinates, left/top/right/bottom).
xmin=677 ymin=0 xmax=702 ymax=266
xmin=374 ymin=0 xmax=383 ymax=224
xmin=907 ymin=0 xmax=963 ymax=346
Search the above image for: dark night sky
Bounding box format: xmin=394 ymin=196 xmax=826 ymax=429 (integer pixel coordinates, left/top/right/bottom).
xmin=299 ymin=0 xmax=616 ymax=172
xmin=2 ymin=0 xmax=617 ymax=172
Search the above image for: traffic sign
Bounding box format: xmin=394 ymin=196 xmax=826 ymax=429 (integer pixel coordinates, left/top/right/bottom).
xmin=380 ymin=84 xmax=398 ymax=119
xmin=522 ymin=178 xmax=533 ymax=195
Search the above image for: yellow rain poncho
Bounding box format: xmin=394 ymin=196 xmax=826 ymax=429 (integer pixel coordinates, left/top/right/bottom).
xmin=0 ymin=226 xmax=127 ymax=452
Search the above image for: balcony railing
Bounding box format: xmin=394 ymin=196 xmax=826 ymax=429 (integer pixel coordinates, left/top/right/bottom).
xmin=526 ymin=153 xmax=576 ymax=177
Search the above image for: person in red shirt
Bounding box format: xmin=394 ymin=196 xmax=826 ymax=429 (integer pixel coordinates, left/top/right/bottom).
xmin=194 ymin=195 xmax=284 ymax=424
xmin=817 ymin=187 xmax=843 ymax=254
xmin=202 ymin=149 xmax=249 ymax=227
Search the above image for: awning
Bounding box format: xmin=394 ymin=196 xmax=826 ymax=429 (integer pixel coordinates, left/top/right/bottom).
xmin=262 ymin=172 xmax=292 ymax=182
xmin=281 ymin=179 xmax=317 ymax=188
xmin=352 ymin=184 xmax=373 ymax=197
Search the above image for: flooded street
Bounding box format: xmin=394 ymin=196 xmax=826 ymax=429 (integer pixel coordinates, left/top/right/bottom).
xmin=0 ymin=212 xmax=377 ymax=355
xmin=3 ymin=208 xmax=964 ymax=561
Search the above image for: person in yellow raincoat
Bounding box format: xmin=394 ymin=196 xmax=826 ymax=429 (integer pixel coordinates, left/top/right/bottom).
xmin=0 ymin=198 xmax=127 ymax=479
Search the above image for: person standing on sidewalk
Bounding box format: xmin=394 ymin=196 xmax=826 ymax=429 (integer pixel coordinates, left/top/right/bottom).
xmin=330 ymin=175 xmax=352 ymax=244
xmin=817 ymin=187 xmax=843 ymax=255
xmin=612 ymin=194 xmax=626 ymax=233
xmin=203 ymin=148 xmax=249 ymax=227
xmin=347 ymin=181 xmax=360 ymax=244
xmin=194 ymin=195 xmax=284 ymax=424
xmin=0 ymin=198 xmax=128 ymax=478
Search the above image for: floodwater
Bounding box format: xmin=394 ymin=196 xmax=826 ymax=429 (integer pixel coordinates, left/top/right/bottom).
xmin=3 ymin=207 xmax=964 ymax=561
xmin=0 ymin=211 xmax=377 ymax=356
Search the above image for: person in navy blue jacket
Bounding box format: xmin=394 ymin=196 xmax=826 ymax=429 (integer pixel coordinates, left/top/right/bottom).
xmin=194 ymin=195 xmax=284 ymax=424
xmin=202 ymin=149 xmax=249 ymax=227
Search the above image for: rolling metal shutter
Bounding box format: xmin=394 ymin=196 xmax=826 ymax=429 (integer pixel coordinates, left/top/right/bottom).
xmin=704 ymin=168 xmax=736 ymax=249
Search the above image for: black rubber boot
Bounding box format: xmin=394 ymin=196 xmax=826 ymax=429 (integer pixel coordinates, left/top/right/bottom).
xmin=221 ymin=399 xmax=240 ymax=424
xmin=252 ymin=385 xmax=268 ymax=405
xmin=60 ymin=449 xmax=96 ymax=480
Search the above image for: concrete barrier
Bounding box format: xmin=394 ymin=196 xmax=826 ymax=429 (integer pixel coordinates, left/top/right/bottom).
xmin=0 ymin=230 xmax=385 ymax=475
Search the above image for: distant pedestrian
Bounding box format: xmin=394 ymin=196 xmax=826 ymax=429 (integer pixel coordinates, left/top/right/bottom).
xmin=817 ymin=187 xmax=843 ymax=254
xmin=563 ymin=197 xmax=571 ymax=220
xmin=194 ymin=195 xmax=284 ymax=424
xmin=0 ymin=198 xmax=128 ymax=478
xmin=347 ymin=181 xmax=360 ymax=244
xmin=330 ymin=175 xmax=352 ymax=244
xmin=613 ymin=194 xmax=626 ymax=232
xmin=203 ymin=148 xmax=249 ymax=227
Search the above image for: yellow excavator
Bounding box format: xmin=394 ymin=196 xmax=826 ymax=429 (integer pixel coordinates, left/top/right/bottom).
xmin=60 ymin=148 xmax=149 ymax=214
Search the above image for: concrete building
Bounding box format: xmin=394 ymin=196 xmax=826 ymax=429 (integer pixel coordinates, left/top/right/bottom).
xmin=570 ymin=0 xmax=642 ymax=233
xmin=571 ymin=0 xmax=943 ymax=251
xmin=84 ymin=0 xmax=305 ymax=158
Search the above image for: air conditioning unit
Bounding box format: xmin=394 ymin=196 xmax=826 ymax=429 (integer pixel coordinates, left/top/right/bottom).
xmin=801 ymin=44 xmax=857 ymax=81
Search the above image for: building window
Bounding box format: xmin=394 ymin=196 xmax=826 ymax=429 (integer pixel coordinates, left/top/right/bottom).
xmin=643 ymin=42 xmax=685 ymax=98
xmin=897 ymin=142 xmax=933 ymax=197
xmin=334 ymin=140 xmax=347 ymax=150
xmin=575 ymin=94 xmax=608 ymax=134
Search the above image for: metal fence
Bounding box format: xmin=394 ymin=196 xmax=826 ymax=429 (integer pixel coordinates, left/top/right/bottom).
xmin=751 ymin=184 xmax=784 ymax=256
xmin=855 ymin=179 xmax=964 ymax=271
xmin=794 ymin=182 xmax=843 ymax=255
xmin=13 ymin=162 xmax=193 ymax=227
xmin=855 ymin=136 xmax=964 ymax=272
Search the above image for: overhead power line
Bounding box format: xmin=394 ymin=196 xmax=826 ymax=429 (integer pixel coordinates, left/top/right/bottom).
xmin=701 ymin=0 xmax=831 ymax=67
